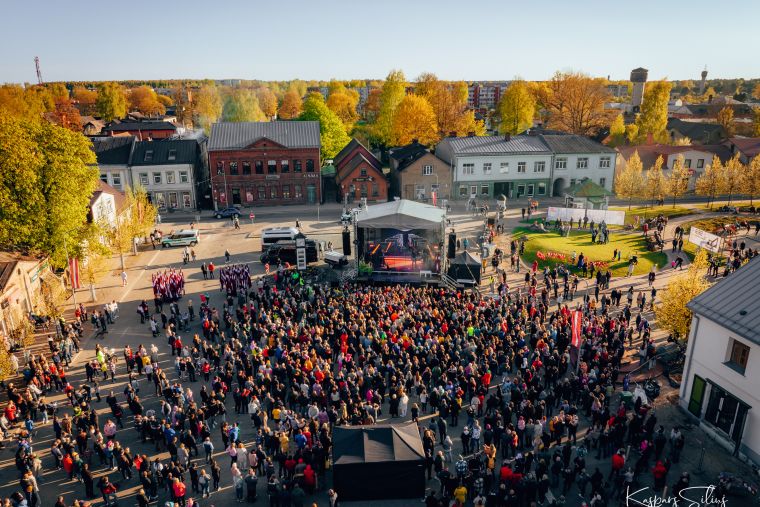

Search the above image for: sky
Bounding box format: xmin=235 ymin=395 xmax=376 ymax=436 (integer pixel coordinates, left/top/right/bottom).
xmin=2 ymin=0 xmax=759 ymax=84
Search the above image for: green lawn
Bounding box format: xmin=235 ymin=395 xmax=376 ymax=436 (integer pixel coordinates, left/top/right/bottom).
xmin=690 ymin=199 xmax=755 ymax=211
xmin=608 ymin=205 xmax=696 ymax=225
xmin=512 ymin=226 xmax=668 ymax=277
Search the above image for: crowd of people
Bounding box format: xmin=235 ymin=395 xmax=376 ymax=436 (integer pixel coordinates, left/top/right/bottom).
xmin=152 ymin=270 xmax=186 ymax=303
xmin=217 ymin=264 xmax=252 ymax=296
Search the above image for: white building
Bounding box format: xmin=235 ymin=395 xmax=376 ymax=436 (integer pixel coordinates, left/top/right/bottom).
xmin=681 ymin=257 xmax=760 ymax=464
xmin=539 ymin=134 xmax=617 ymax=196
xmin=130 ymin=140 xmax=200 ymax=210
xmin=91 ymin=136 xmax=135 ymax=191
xmin=436 ymin=134 xmax=553 ymax=200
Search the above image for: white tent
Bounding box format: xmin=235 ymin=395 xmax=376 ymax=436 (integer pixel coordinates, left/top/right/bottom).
xmin=355 ymin=200 xmax=445 ymax=231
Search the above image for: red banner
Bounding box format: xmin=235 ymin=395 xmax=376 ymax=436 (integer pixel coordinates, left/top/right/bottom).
xmin=69 ymin=258 xmax=81 ymax=289
xmin=571 ymin=310 xmax=582 ymax=348
xmin=432 ymin=191 xmax=437 ymax=207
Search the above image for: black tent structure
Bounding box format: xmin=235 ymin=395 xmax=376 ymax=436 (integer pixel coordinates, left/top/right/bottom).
xmin=447 ymin=250 xmax=482 ymax=285
xmin=332 ymin=422 xmax=426 ymax=501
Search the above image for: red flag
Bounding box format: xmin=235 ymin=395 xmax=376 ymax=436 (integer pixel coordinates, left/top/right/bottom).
xmin=571 ymin=310 xmax=582 ymax=348
xmin=265 ymin=263 xmax=270 ymax=275
xmin=432 ymin=191 xmax=437 ymax=207
xmin=69 ymin=258 xmax=81 ymax=289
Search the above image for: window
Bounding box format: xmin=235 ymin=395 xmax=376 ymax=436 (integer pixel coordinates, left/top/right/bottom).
xmin=483 ymin=163 xmax=492 ymax=175
xmin=360 ymin=184 xmax=368 ymax=198
xmin=100 ymin=174 xmax=108 ymax=183
xmin=168 ymin=149 xmax=177 ymax=161
xmin=537 ymin=182 xmax=546 ymax=195
xmin=423 ymin=165 xmax=432 ymax=176
xmin=534 ymin=161 xmax=545 ymax=173
xmin=577 ymin=157 xmax=588 ymax=169
xmin=294 ymin=185 xmax=303 ymax=199
xmin=516 ymin=184 xmax=525 ymax=197
xmin=242 ymin=162 xmax=251 ymax=175
xmin=282 ymin=185 xmax=291 ymax=199
xmin=294 ymin=160 xmax=302 ymax=172
xmin=726 ymin=339 xmax=750 ymax=374
xmin=268 ymin=160 xmax=277 ymax=174
xmin=112 ymin=174 xmax=121 ymax=187
xmin=255 ymin=160 xmax=263 ymax=174
xmin=684 ymin=159 xmax=692 ymax=169
xmin=415 ymin=184 xmax=425 ymax=198
xmin=182 ymin=192 xmax=191 ymax=208
xmin=470 ymin=185 xmax=477 ymax=197
xmin=153 ymin=172 xmax=162 ymax=184
xmin=144 ymin=150 xmax=154 ymax=162
xmin=166 ymin=171 xmax=176 ymax=184
xmin=372 ymin=183 xmax=379 ymax=197
xmin=599 ymin=177 xmax=607 ymax=187
xmin=500 ymin=162 xmax=509 ymax=173
xmin=360 ymin=167 xmax=367 ymax=177
xmin=216 ymin=161 xmax=224 ymax=175
xmin=179 ymin=171 xmax=189 ymax=183
xmin=281 ymin=160 xmax=289 ymax=173
xmin=697 ymin=159 xmax=705 ymax=169
xmin=517 ymin=162 xmax=526 ymax=173
xmin=306 ymin=159 xmax=315 ymax=172
xmin=229 ymin=162 xmax=238 ymax=175
xmin=139 ymin=173 xmax=149 ymax=185
xmin=600 ymin=157 xmax=611 ymax=168
xmin=481 ymin=184 xmax=489 ymax=196
xmin=555 ymin=157 xmax=567 ymax=170
xmin=258 ymin=186 xmax=266 ymax=200
xmin=270 ymin=186 xmax=278 ymax=199
xmin=462 ymin=163 xmax=475 ymax=175
xmin=459 ymin=186 xmax=468 ymax=197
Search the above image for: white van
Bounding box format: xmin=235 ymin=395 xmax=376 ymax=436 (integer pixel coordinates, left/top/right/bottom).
xmin=161 ymin=229 xmax=200 ymax=247
xmin=260 ymin=227 xmax=300 ymax=251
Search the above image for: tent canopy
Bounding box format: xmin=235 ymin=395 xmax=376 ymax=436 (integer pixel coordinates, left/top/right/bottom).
xmin=356 ymin=199 xmax=445 ymax=231
xmin=449 ymin=251 xmax=481 ymax=267
xmin=565 ymin=177 xmax=613 ymax=199
xmin=333 ymin=422 xmax=425 ymax=465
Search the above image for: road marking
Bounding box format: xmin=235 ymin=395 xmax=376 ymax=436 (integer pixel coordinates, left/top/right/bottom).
xmin=119 ymin=249 xmax=162 ymax=303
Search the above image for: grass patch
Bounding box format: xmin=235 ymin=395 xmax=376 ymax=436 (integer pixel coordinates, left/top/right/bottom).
xmin=679 ymin=216 xmax=753 ymax=260
xmin=689 ymin=199 xmax=755 ymax=211
xmin=512 ymin=226 xmax=668 ymax=277
xmin=608 ymin=205 xmax=695 ymax=225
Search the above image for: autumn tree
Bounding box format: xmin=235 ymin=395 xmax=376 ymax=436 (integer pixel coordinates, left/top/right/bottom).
xmin=717 ymin=106 xmax=735 ymax=136
xmin=534 ymin=71 xmax=613 ymax=135
xmin=643 ymin=156 xmax=668 ymax=206
xmin=753 ymin=84 xmax=760 ymax=100
xmin=108 ymin=185 xmax=157 ymax=269
xmin=193 ymin=84 xmax=223 ymax=130
xmin=375 ymin=70 xmax=407 ymax=145
xmin=667 ymin=155 xmax=690 ymax=208
xmin=326 ymin=89 xmax=359 ymax=129
xmin=752 ymin=107 xmax=760 ymax=137
xmin=655 ymin=249 xmax=711 ymax=341
xmin=49 ymin=96 xmax=83 ymax=132
xmin=614 ymin=151 xmax=645 ymax=208
xmin=695 ymin=156 xmax=723 ymax=208
xmin=96 ymin=82 xmax=128 ymax=122
xmin=278 ymin=90 xmax=303 ymax=119
xmin=298 ymin=93 xmax=350 ymax=159
xmin=363 ymin=88 xmax=382 ymax=120
xmin=172 ymin=85 xmax=191 ymax=126
xmin=742 ymin=155 xmax=760 ymax=205
xmin=625 ymin=124 xmax=639 ymax=144
xmin=73 ymin=86 xmax=98 ymax=116
xmin=719 ymin=154 xmax=745 ymax=205
xmin=0 ymin=117 xmax=99 ymax=267
xmin=415 ymin=74 xmax=480 ymax=138
xmin=608 ymin=114 xmax=626 ymax=146
xmin=0 ymin=84 xmax=48 ymax=121
xmin=391 ymin=94 xmax=439 ymax=146
xmin=257 ymin=88 xmax=278 ymax=119
xmin=497 ymin=80 xmax=535 ymax=135
xmin=635 ymin=81 xmax=671 ymax=143
xmin=128 ymin=86 xmax=166 ymax=116
xmin=222 ymin=89 xmax=266 ymax=123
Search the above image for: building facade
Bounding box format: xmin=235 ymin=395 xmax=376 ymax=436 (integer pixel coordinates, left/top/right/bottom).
xmin=539 ymin=134 xmax=617 ymax=196
xmin=208 ymin=122 xmax=321 ymax=208
xmin=91 ymin=136 xmax=136 ymax=191
xmin=0 ymin=253 xmax=49 ymax=342
xmin=467 ymin=82 xmax=510 ymax=110
xmin=333 ymin=139 xmax=388 ymax=204
xmin=103 ymin=121 xmax=179 ymax=140
xmin=681 ymin=258 xmax=760 ymax=464
xmin=389 ymin=142 xmax=452 ymax=201
xmin=130 ymin=140 xmax=204 ymax=210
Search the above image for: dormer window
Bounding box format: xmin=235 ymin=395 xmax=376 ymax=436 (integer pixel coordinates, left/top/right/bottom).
xmin=144 ymin=150 xmax=153 ymax=162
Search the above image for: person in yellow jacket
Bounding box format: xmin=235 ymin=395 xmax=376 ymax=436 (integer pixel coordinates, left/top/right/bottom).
xmin=453 ymin=483 xmax=467 ymax=504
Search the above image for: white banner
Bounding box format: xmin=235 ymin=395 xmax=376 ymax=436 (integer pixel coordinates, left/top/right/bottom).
xmin=546 ymin=207 xmax=626 ymax=226
xmin=688 ymin=226 xmax=722 ymax=253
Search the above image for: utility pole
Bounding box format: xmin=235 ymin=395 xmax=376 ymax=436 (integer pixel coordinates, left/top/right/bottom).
xmin=34 ymin=56 xmax=43 ymax=85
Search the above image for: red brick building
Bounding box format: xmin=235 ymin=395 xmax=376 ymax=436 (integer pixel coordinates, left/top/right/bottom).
xmin=208 ymin=121 xmax=321 ymax=207
xmin=334 ymin=139 xmax=388 ymax=203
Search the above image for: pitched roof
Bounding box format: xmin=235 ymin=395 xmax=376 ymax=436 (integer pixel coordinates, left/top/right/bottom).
xmin=90 ymin=136 xmax=136 ymax=165
xmin=389 ymin=142 xmax=430 ymax=171
xmin=104 ymin=121 xmax=178 ymax=132
xmin=333 ymin=138 xmax=381 ymax=171
xmin=437 ymin=134 xmax=550 ymax=155
xmin=667 ymin=118 xmax=726 ymax=141
xmin=356 ymin=199 xmax=445 ymax=231
xmin=0 ymin=252 xmax=43 ymax=292
xmin=728 ymin=137 xmax=760 ymax=158
xmin=566 ymin=178 xmax=613 ymax=198
xmin=616 ymin=144 xmax=733 ymax=169
xmin=688 ymin=257 xmax=760 ymax=345
xmin=131 ymin=139 xmax=198 ymax=166
xmin=539 ymin=134 xmax=616 ymax=154
xmin=91 ymin=180 xmax=128 ymax=213
xmin=336 ymin=153 xmax=385 ymax=182
xmin=208 ymin=121 xmax=321 ymax=151
xmin=332 ymin=422 xmax=425 ymax=464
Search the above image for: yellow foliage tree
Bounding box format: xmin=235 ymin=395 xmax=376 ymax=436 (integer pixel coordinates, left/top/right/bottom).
xmin=375 ymin=70 xmax=407 ymax=145
xmin=533 ymin=71 xmax=613 ymax=135
xmin=498 ymin=80 xmax=535 ymax=135
xmin=326 ymin=91 xmax=359 ymax=129
xmin=256 ymin=88 xmax=278 ymax=119
xmin=695 ymin=156 xmax=723 ymax=208
xmin=719 ymin=154 xmax=745 ymax=205
xmin=655 ymin=249 xmax=711 ymax=341
xmin=614 ymin=151 xmax=645 ymax=209
xmin=608 ymin=114 xmax=626 ymax=146
xmin=278 ymin=90 xmax=302 ymax=120
xmin=717 ymin=106 xmax=735 ymax=136
xmin=667 ymin=155 xmax=691 ymax=208
xmin=643 ymin=156 xmax=668 ymax=206
xmin=743 ymin=155 xmax=760 ymax=205
xmin=390 ymin=94 xmax=439 ymax=146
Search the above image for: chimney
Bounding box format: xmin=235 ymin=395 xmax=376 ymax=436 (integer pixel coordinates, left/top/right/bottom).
xmin=467 ymin=131 xmax=475 ymax=137
xmin=448 ymin=131 xmax=456 ymax=138
xmin=504 ymin=133 xmax=511 ymax=142
xmin=411 ymin=138 xmax=418 ymax=144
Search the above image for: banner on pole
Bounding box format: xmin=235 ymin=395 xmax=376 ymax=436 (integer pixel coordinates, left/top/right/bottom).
xmin=688 ymin=226 xmax=721 ymax=253
xmin=571 ymin=310 xmax=582 ymax=348
xmin=69 ymin=258 xmax=81 ymax=289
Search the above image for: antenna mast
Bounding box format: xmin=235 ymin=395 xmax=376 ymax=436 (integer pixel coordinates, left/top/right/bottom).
xmin=34 ymin=56 xmax=43 ymax=85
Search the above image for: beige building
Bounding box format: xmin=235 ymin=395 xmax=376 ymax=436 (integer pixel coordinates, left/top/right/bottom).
xmin=0 ymin=252 xmax=50 ymax=342
xmin=389 ymin=142 xmax=452 ymax=201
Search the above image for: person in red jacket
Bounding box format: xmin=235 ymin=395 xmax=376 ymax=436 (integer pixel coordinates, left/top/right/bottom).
xmin=172 ymin=477 xmax=187 ymax=507
xmin=610 ymin=448 xmax=625 ymax=480
xmin=652 ymin=460 xmax=668 ymax=490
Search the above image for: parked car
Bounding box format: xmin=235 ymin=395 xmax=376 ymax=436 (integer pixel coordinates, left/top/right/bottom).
xmin=161 ymin=230 xmax=200 ymax=247
xmin=215 ymin=207 xmax=240 ymax=219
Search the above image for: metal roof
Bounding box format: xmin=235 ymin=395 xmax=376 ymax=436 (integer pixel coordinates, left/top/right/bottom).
xmin=539 ymin=134 xmax=616 ymax=154
xmin=90 ymin=136 xmax=136 ymax=165
xmin=687 ymin=257 xmax=760 ymax=345
xmin=105 ymin=121 xmax=177 ymax=132
xmin=437 ymin=135 xmax=550 ymax=155
xmin=209 ymin=121 xmax=321 ymax=151
xmin=131 ymin=139 xmax=198 ymax=166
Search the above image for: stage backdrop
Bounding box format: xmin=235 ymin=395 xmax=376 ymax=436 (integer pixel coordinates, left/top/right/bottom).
xmin=547 ymin=207 xmax=626 ymax=226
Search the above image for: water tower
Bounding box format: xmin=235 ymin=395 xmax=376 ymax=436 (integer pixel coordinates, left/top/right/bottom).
xmin=699 ymin=66 xmax=708 ymax=95
xmin=630 ymin=67 xmax=648 ymax=112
